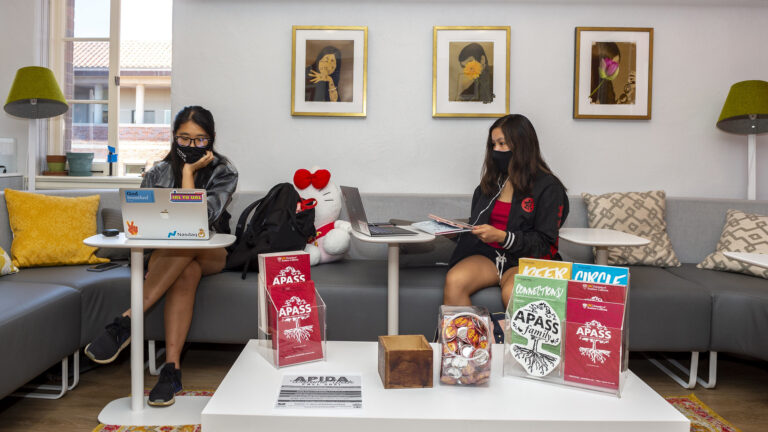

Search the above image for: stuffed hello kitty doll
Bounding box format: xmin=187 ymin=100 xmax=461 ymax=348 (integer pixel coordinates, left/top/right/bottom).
xmin=293 ymin=168 xmax=352 ymax=266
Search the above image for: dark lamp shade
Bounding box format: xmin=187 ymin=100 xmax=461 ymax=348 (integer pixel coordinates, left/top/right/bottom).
xmin=716 ymin=80 xmax=768 ymax=135
xmin=4 ymin=66 xmax=68 ymax=119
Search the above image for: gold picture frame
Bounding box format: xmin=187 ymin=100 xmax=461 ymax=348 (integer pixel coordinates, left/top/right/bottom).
xmin=573 ymin=27 xmax=654 ymax=120
xmin=291 ymin=26 xmax=368 ymax=117
xmin=432 ymin=26 xmax=510 ymax=118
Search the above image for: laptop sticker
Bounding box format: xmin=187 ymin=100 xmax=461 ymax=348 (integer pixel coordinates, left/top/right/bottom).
xmin=125 ymin=189 xmax=154 ymax=203
xmin=170 ymin=190 xmax=205 ymax=203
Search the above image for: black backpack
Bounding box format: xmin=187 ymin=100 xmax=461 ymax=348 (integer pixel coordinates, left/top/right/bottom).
xmin=225 ymin=183 xmax=316 ymax=279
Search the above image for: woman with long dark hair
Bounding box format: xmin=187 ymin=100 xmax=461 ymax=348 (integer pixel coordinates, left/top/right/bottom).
xmin=444 ymin=114 xmax=568 ymax=308
xmin=305 ymin=45 xmax=342 ymax=102
xmin=84 ymin=106 xmax=238 ymax=407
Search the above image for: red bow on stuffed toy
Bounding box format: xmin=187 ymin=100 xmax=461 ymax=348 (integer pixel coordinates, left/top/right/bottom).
xmin=294 ymin=168 xmax=331 ymax=190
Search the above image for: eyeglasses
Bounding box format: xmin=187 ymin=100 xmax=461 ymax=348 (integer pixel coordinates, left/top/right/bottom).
xmin=175 ymin=136 xmax=211 ymax=148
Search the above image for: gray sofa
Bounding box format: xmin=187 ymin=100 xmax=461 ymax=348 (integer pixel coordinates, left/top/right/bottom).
xmin=1 ymin=189 xmax=767 ymax=399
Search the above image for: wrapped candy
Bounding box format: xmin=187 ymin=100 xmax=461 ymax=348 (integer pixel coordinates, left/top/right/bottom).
xmin=438 ymin=306 xmax=492 ymax=386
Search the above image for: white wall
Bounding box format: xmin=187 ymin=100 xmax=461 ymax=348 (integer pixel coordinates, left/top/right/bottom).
xmin=0 ymin=0 xmax=39 ymax=176
xmin=173 ymin=1 xmax=768 ymax=198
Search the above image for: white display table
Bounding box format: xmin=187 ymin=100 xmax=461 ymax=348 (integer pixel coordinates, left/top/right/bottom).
xmin=558 ymin=228 xmax=650 ymax=265
xmin=723 ymin=251 xmax=768 ymax=269
xmin=201 ymin=340 xmax=689 ymax=432
xmin=349 ymin=226 xmax=435 ymax=335
xmin=83 ymin=233 xmax=236 ymax=426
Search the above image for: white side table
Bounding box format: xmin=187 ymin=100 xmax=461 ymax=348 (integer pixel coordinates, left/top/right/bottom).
xmin=349 ymin=226 xmax=434 ymax=335
xmin=558 ymin=228 xmax=650 ymax=266
xmin=723 ymin=251 xmax=768 ymax=269
xmin=83 ymin=233 xmax=235 ymax=426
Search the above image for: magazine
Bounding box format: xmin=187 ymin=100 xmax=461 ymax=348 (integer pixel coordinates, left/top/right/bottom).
xmin=428 ymin=214 xmax=474 ymax=229
xmin=412 ymin=219 xmax=472 ymax=235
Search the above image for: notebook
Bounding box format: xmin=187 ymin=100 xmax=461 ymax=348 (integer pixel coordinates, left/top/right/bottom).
xmin=120 ymin=188 xmax=210 ymax=240
xmin=340 ymin=185 xmax=417 ymax=237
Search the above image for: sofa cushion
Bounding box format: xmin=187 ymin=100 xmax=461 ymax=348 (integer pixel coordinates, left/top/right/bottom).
xmin=0 ymin=245 xmax=18 ymax=275
xmin=697 ymin=209 xmax=768 ymax=279
xmin=2 ymin=264 xmax=131 ymax=345
xmin=4 ymin=189 xmax=108 ymax=267
xmin=582 ymin=191 xmax=681 ymax=267
xmin=0 ymin=282 xmax=80 ymax=399
xmin=624 ymin=266 xmax=710 ymax=352
xmin=667 ymin=264 xmax=768 ymax=361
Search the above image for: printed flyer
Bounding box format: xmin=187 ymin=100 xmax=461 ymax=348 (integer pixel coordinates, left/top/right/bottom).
xmin=567 ymin=280 xmax=627 ymax=304
xmin=571 ymin=263 xmax=629 ymax=286
xmin=276 ymin=374 xmax=362 ymax=409
xmin=257 ymin=251 xmax=311 ymax=333
xmin=268 ymin=281 xmax=324 ymax=367
xmin=507 ymin=275 xmax=567 ymax=377
xmin=564 ymin=298 xmax=625 ymax=390
xmin=518 ymin=258 xmax=572 ymax=280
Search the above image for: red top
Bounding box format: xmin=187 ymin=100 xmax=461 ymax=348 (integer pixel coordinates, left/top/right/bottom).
xmin=489 ymin=200 xmax=511 ymax=249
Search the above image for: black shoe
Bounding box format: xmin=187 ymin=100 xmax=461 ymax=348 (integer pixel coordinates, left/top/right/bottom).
xmin=84 ymin=315 xmax=131 ymax=364
xmin=148 ymin=363 xmax=182 ymax=407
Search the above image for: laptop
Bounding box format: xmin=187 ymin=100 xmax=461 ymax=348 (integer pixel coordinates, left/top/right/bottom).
xmin=120 ymin=188 xmax=210 ymax=240
xmin=340 ymin=186 xmax=417 ymax=237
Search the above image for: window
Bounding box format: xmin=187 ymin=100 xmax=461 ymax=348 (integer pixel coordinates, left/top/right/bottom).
xmin=49 ymin=0 xmax=172 ymax=176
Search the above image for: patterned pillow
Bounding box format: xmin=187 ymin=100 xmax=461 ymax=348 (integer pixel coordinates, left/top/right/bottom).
xmin=697 ymin=209 xmax=768 ymax=278
xmin=582 ymin=191 xmax=681 ymax=267
xmin=0 ymin=246 xmax=18 ymax=275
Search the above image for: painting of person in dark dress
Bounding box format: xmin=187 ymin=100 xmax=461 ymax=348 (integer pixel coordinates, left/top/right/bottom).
xmin=450 ymin=42 xmax=495 ymax=104
xmin=305 ymin=45 xmax=342 ymax=102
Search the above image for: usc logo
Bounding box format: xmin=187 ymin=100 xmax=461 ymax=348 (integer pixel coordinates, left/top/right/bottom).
xmin=521 ymin=197 xmax=534 ymax=213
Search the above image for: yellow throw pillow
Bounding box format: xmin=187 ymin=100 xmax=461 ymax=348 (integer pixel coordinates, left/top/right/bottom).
xmin=5 ymin=189 xmax=109 ymax=267
xmin=0 ymin=246 xmax=18 ymax=275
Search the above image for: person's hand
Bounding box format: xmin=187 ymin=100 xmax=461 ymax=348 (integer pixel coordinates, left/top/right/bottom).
xmin=182 ymin=150 xmax=214 ymax=175
xmin=471 ymin=224 xmax=506 ymax=244
xmin=308 ymin=69 xmax=331 ymax=84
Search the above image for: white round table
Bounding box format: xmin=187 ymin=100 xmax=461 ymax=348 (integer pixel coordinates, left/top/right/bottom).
xmin=558 ymin=228 xmax=650 ymax=266
xmin=83 ymin=233 xmax=235 ymax=426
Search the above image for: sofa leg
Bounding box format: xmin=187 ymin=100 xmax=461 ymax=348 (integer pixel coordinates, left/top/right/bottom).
xmin=646 ymin=351 xmax=699 ymax=389
xmin=147 ymin=340 xmax=166 ymax=376
xmin=11 ymin=350 xmax=79 ymax=399
xmin=665 ymin=351 xmax=718 ymax=389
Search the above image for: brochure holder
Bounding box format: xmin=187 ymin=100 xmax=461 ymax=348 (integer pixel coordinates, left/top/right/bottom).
xmin=503 ymin=261 xmax=630 ymax=398
xmin=257 ymin=286 xmax=327 ymax=368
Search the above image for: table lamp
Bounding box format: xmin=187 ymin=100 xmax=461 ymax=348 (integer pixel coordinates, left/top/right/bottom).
xmin=716 ymin=80 xmax=768 ymax=200
xmin=4 ymin=66 xmax=68 ymax=191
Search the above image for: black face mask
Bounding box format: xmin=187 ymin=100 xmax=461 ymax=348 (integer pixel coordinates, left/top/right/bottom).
xmin=491 ymin=150 xmax=512 ymax=175
xmin=176 ymin=145 xmax=209 ymax=164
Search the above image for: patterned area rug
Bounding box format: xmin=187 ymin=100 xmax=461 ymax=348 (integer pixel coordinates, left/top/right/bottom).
xmin=93 ymin=390 xmax=738 ymax=431
xmin=91 ymin=390 xmax=211 ymax=432
xmin=666 ymin=393 xmax=742 ymax=432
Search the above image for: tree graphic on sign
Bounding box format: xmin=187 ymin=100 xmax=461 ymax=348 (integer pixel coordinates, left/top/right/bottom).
xmin=282 ymin=295 xmax=314 ymax=342
xmin=510 ymin=300 xmax=562 ymax=376
xmin=577 ymin=319 xmax=612 ymax=364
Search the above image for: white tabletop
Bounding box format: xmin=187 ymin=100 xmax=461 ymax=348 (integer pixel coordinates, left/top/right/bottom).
xmin=84 ymin=232 xmax=236 ymax=249
xmin=559 ymin=228 xmax=650 ymax=248
xmin=202 ymin=341 xmax=688 ymax=432
xmin=723 ymin=251 xmax=768 ymax=269
xmin=350 ymin=225 xmax=435 ymax=244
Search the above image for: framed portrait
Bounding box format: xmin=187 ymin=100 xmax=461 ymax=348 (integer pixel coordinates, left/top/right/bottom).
xmin=433 ymin=26 xmax=510 ymax=118
xmin=291 ymin=26 xmax=367 ymax=117
xmin=573 ymin=27 xmax=654 ymax=120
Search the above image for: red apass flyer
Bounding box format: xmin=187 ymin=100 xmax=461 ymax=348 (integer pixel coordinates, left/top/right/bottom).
xmin=267 ymin=281 xmax=323 ymax=367
xmin=564 ymin=295 xmax=625 ymax=390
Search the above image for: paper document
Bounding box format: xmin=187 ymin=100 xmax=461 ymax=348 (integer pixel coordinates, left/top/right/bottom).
xmin=412 ymin=219 xmax=471 ymax=235
xmin=275 ymin=374 xmax=362 ymax=409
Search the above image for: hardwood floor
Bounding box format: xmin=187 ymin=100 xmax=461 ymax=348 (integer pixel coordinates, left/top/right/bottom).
xmin=0 ymin=345 xmax=766 ymax=431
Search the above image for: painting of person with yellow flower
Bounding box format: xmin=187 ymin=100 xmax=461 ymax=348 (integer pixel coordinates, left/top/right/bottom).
xmin=589 ymin=42 xmax=637 ymax=105
xmin=450 ymin=42 xmax=495 ymax=104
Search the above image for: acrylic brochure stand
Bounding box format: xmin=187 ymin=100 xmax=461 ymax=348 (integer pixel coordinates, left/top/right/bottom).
xmin=504 ymin=261 xmax=630 ymax=397
xmin=257 ymin=286 xmax=326 ymax=368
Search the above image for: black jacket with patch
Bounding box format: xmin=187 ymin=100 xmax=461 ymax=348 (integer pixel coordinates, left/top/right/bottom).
xmin=449 ymin=172 xmax=569 ymax=268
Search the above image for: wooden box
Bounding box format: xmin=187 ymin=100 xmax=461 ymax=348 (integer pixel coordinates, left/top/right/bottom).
xmin=377 ymin=335 xmax=433 ymax=389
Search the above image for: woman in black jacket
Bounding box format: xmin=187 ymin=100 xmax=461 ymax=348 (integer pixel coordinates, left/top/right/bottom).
xmin=444 ymin=114 xmax=568 ymax=309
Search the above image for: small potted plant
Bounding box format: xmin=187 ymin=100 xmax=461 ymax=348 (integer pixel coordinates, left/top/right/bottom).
xmin=45 ymin=155 xmax=67 ymax=175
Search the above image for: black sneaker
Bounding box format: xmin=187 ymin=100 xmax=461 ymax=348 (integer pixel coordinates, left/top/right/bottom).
xmin=148 ymin=363 xmax=182 ymax=407
xmin=84 ymin=315 xmax=131 ymax=364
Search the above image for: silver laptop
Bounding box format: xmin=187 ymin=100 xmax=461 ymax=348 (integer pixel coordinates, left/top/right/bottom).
xmin=120 ymin=188 xmax=209 ymax=240
xmin=340 ymin=186 xmax=416 ymax=237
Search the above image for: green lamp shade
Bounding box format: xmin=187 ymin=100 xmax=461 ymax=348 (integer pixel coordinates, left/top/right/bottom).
xmin=4 ymin=66 xmax=68 ymax=119
xmin=716 ymin=80 xmax=768 ymax=135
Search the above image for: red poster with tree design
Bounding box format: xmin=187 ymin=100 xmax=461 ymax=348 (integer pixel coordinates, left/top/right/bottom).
xmin=267 ymin=281 xmax=323 ymax=367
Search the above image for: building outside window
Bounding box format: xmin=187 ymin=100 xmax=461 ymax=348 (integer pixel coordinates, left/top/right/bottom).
xmin=49 ymin=0 xmax=172 ymax=176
